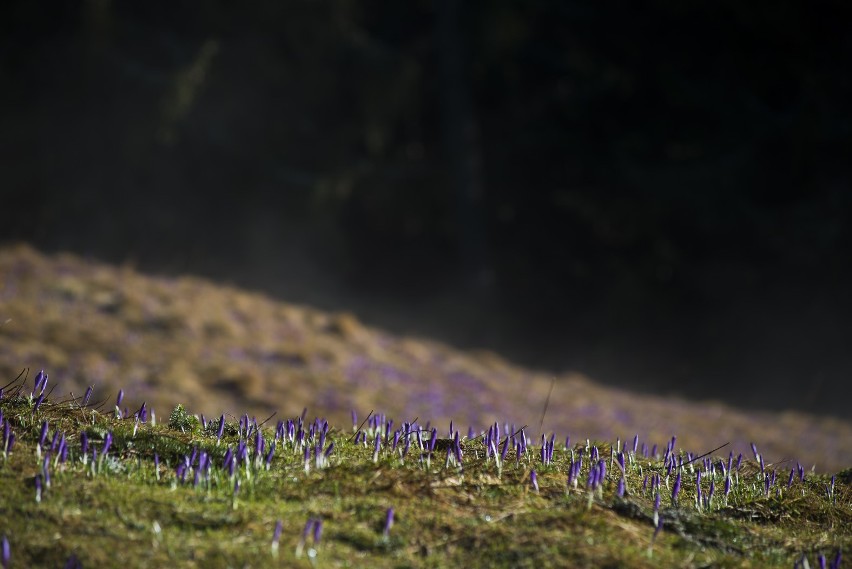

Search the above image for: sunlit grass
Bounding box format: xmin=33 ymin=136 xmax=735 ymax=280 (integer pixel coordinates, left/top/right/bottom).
xmin=0 ymin=370 xmax=848 ymax=568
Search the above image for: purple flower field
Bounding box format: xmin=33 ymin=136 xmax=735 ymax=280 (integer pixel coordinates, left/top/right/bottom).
xmin=1 ymin=244 xmax=850 ymax=472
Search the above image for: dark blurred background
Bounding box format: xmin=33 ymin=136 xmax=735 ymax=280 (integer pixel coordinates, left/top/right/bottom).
xmin=2 ymin=0 xmax=851 ymax=418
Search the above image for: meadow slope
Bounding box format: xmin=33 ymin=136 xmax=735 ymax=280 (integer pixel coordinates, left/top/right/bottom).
xmin=0 ymin=244 xmax=850 ymax=472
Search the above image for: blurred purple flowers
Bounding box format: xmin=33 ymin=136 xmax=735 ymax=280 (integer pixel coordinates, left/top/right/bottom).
xmin=296 ymin=517 xmax=323 ymax=558
xmin=383 ymin=507 xmax=394 ymax=539
xmin=1 ymin=535 xmax=8 ymax=569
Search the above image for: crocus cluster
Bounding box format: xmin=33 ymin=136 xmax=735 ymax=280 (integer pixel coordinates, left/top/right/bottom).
xmin=794 ymin=550 xmax=843 ymax=569
xmin=296 ymin=518 xmax=323 ymax=558
xmin=0 ymin=368 xmax=847 ymax=567
xmin=540 ymin=433 xmax=556 ymax=467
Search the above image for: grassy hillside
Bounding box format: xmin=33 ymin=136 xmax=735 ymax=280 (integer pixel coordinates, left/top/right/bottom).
xmin=0 ymin=245 xmax=849 ymax=566
xmin=1 ymin=244 xmax=850 ymax=473
xmin=0 ymin=372 xmax=847 ymax=567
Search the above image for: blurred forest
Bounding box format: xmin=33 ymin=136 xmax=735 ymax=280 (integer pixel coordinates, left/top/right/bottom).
xmin=1 ymin=0 xmax=851 ymax=417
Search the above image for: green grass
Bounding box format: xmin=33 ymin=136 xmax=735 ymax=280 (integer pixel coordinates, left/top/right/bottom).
xmin=0 ymin=377 xmax=848 ymax=568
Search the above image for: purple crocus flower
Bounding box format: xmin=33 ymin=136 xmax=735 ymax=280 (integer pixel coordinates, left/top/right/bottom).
xmin=33 ymin=369 xmax=47 ymax=397
xmin=617 ymin=477 xmax=625 ymax=497
xmin=216 ymin=414 xmax=225 ymax=442
xmin=1 ymin=535 xmax=8 ymax=569
xmin=116 ymin=390 xmax=124 ymax=408
xmin=672 ymin=472 xmax=682 ymax=506
xmin=272 ymin=519 xmax=283 ymax=551
xmin=453 ymin=432 xmax=462 ymax=464
xmin=786 ymin=468 xmax=795 ymax=489
xmin=372 ymin=432 xmax=381 ymax=462
xmin=818 ymin=554 xmax=826 ymax=569
xmin=531 ymin=470 xmax=539 ymax=493
xmin=33 ymin=393 xmax=45 ymax=412
xmin=324 ymin=442 xmax=334 ymax=459
xmin=296 ymin=518 xmax=316 ymax=558
xmin=254 ymin=430 xmax=263 ymax=458
xmin=39 ymin=421 xmax=49 ymax=448
xmin=383 ymin=507 xmax=394 ymax=539
xmin=696 ymin=471 xmax=702 ymax=504
xmin=102 ymin=432 xmax=113 ymax=457
xmin=831 ymin=550 xmax=841 ymax=569
xmin=313 ymin=519 xmax=323 ymax=544
xmin=587 ymin=465 xmax=598 ymax=489
xmin=82 ymin=385 xmax=93 ymax=406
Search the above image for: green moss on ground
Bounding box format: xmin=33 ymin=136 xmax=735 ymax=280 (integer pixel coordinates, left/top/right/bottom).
xmin=0 ymin=380 xmax=847 ymax=568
